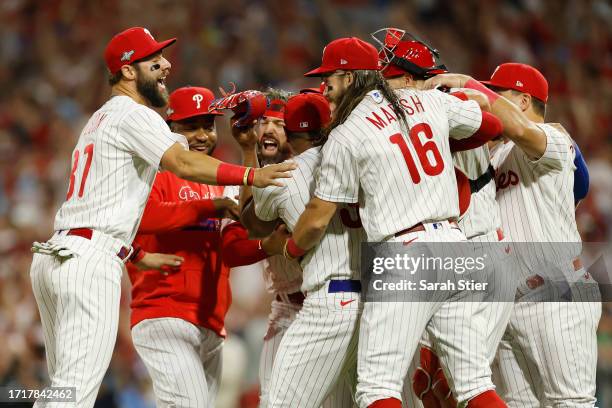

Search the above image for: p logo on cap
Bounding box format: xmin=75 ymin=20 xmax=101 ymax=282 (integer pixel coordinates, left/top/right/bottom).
xmin=167 ymin=87 xmax=222 ymax=122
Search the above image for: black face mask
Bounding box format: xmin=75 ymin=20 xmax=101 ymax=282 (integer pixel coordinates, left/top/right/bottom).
xmin=135 ymin=66 xmax=168 ymax=108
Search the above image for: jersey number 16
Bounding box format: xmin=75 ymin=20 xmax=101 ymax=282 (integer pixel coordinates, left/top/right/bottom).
xmin=389 ymin=123 xmax=444 ymax=184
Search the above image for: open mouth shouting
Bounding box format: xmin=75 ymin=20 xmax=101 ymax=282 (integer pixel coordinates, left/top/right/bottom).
xmin=157 ymin=75 xmax=167 ymax=91
xmin=260 ymin=135 xmax=279 ymax=156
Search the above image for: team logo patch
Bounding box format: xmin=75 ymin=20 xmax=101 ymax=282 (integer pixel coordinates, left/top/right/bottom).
xmin=121 ymin=50 xmax=135 ymax=62
xmin=193 ymin=93 xmax=204 ymax=109
xmin=369 ymin=90 xmax=383 ymax=104
xmin=340 ymin=58 xmax=348 ymax=65
xmin=299 ymin=121 xmax=309 ymax=128
xmin=166 ymin=107 xmax=174 ymax=116
xmin=178 ymin=186 xmax=201 ymax=201
xmin=515 ymin=80 xmax=523 ymax=87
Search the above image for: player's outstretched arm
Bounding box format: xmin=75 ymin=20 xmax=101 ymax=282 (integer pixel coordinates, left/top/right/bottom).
xmin=161 ymin=143 xmax=296 ymax=187
xmin=284 ymin=197 xmax=337 ymax=258
xmin=423 ymin=73 xmax=547 ymax=159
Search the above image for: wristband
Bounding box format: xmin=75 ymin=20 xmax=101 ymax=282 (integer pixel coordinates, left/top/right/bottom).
xmin=464 ymin=79 xmax=500 ymax=105
xmin=285 ymin=238 xmax=306 ymax=259
xmin=217 ymin=162 xmax=248 ymax=186
xmin=247 ymin=167 xmax=255 ymax=185
xmin=129 ymin=244 xmax=146 ymax=264
xmin=242 ymin=167 xmax=251 ymax=186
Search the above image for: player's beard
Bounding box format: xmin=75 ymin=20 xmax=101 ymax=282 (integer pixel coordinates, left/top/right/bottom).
xmin=136 ymin=70 xmax=168 ymax=108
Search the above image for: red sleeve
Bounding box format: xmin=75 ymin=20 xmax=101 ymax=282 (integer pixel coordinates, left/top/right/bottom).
xmin=450 ymin=111 xmax=503 ymax=152
xmin=220 ymin=222 xmax=269 ymax=267
xmin=138 ymin=176 xmax=218 ymax=233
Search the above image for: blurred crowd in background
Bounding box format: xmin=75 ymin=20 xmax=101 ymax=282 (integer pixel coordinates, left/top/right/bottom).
xmin=0 ymin=0 xmax=611 ymax=406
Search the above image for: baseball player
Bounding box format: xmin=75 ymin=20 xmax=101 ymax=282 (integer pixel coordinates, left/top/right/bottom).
xmin=247 ymin=92 xmax=365 ymax=408
xmin=371 ymin=28 xmax=514 ymax=407
xmin=424 ymin=63 xmax=601 ymax=406
xmin=127 ymin=86 xmax=289 ymax=407
xmin=28 ymin=27 xmax=294 ymax=407
xmin=221 ymin=91 xmax=307 ymax=404
xmin=285 ymin=37 xmax=506 ymax=408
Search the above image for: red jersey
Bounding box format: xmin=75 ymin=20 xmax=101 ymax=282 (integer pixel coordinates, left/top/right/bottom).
xmin=128 ymin=171 xmax=231 ymax=337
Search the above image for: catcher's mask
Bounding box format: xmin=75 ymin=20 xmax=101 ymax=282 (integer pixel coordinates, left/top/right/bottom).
xmin=371 ymin=28 xmax=448 ymax=79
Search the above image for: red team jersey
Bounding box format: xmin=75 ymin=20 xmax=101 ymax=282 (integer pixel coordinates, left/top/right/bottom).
xmin=127 ymin=171 xmax=230 ymax=337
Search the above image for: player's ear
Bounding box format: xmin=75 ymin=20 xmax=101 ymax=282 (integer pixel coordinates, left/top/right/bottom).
xmin=519 ymin=93 xmax=531 ymax=112
xmin=120 ymin=65 xmax=137 ymax=81
xmin=345 ymin=71 xmax=354 ymax=86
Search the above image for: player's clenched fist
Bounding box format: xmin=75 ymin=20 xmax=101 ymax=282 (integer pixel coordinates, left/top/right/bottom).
xmin=212 ymin=197 xmax=240 ymax=220
xmin=253 ymin=161 xmax=297 ymax=187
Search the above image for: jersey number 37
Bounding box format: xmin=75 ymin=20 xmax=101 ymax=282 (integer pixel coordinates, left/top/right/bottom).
xmin=66 ymin=143 xmax=94 ymax=200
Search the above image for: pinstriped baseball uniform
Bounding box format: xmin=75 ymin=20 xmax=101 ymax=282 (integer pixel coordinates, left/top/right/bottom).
xmin=490 ymin=123 xmax=601 ymax=407
xmin=30 ymin=95 xmax=187 ymax=407
xmin=453 ymin=146 xmax=515 ymax=363
xmin=313 ymin=89 xmax=499 ymax=407
xmin=253 ymin=147 xmax=365 ymax=407
xmin=250 ymin=166 xmax=304 ymax=406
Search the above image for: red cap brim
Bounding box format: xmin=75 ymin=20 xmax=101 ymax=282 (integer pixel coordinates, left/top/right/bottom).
xmin=168 ymin=111 xmax=223 ymax=122
xmin=304 ymin=66 xmax=335 ymax=77
xmin=139 ymin=38 xmax=177 ymax=61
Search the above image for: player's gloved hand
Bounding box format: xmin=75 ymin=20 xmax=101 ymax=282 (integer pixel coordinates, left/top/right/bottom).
xmin=421 ymin=73 xmax=471 ymax=91
xmin=253 ymin=161 xmax=297 ymax=187
xmin=261 ymin=224 xmax=291 ymax=256
xmin=230 ymin=116 xmax=259 ymax=151
xmin=213 ymin=197 xmax=240 ymax=220
xmin=135 ymin=252 xmax=183 ymax=275
xmin=208 ymin=90 xmax=268 ymax=128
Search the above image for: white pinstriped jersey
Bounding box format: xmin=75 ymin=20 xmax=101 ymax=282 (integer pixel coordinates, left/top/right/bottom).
xmin=315 ymin=88 xmax=482 ymax=242
xmin=490 ymin=123 xmax=579 ymax=243
xmin=253 ymin=147 xmax=365 ymax=293
xmin=453 ymin=146 xmax=501 ymax=238
xmin=54 ymin=96 xmax=187 ymax=245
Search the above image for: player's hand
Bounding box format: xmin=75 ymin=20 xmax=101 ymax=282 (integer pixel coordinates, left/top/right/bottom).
xmin=421 ymin=73 xmax=472 ymax=90
xmin=213 ymin=197 xmax=240 ymax=220
xmin=135 ymin=252 xmax=183 ymax=275
xmin=230 ymin=117 xmax=259 ymax=150
xmin=261 ymin=224 xmax=291 ymax=256
xmin=253 ymin=161 xmax=297 ymax=187
xmin=460 ymin=89 xmax=490 ymax=111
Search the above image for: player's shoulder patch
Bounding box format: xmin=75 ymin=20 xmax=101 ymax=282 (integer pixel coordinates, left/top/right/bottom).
xmin=367 ymin=89 xmax=384 ymax=104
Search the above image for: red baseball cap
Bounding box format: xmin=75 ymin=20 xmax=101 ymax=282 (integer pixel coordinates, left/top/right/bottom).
xmin=166 ymin=87 xmax=222 ymax=122
xmin=481 ymin=63 xmax=548 ymax=103
xmin=304 ymin=37 xmax=381 ymax=77
xmin=381 ymin=40 xmax=448 ymax=79
xmin=264 ymin=99 xmax=286 ymax=120
xmin=104 ymin=27 xmax=176 ymax=74
xmin=284 ymin=93 xmax=331 ymax=132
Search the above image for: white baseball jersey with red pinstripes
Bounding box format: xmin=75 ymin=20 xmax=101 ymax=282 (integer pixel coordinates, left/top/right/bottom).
xmin=490 ymin=123 xmax=579 ymax=243
xmin=314 ymin=89 xmax=482 ymax=241
xmin=453 ymin=146 xmax=501 ymax=238
xmin=54 ymin=95 xmax=187 ymax=246
xmin=253 ymin=147 xmax=366 ymax=293
xmin=490 ymin=123 xmax=600 ymax=406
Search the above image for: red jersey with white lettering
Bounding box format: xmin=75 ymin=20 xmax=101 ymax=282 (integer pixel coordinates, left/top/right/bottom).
xmin=127 ymin=171 xmax=231 ymax=337
xmin=490 ymin=123 xmax=579 ymax=243
xmin=54 ymin=95 xmax=187 ymax=246
xmin=315 ymin=89 xmax=482 ymax=241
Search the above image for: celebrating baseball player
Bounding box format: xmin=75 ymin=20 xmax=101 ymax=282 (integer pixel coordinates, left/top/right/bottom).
xmin=284 ymin=36 xmax=506 ymax=408
xmin=246 ymin=92 xmax=365 ymax=408
xmin=371 ymin=28 xmax=514 ymax=408
xmin=29 ymin=26 xmax=294 ymax=407
xmin=216 ymin=89 xmax=308 ymax=404
xmin=127 ymin=86 xmax=289 ymax=407
xmin=425 ymin=63 xmax=602 ymax=406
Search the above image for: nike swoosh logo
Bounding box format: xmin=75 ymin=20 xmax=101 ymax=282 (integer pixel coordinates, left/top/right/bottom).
xmin=504 ymin=245 xmax=511 ymax=254
xmin=403 ymin=237 xmax=418 ymax=246
xmin=340 ymin=299 xmax=355 ymax=307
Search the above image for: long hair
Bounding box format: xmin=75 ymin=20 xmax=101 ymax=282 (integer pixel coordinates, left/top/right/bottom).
xmin=326 ymin=70 xmax=408 ymax=135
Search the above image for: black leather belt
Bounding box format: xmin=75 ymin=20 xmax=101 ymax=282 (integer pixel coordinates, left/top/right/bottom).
xmin=469 ymin=165 xmax=495 ymax=194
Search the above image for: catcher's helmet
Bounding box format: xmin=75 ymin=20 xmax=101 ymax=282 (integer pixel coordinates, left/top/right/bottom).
xmin=371 ymin=28 xmax=447 ymax=79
